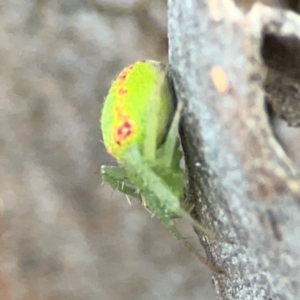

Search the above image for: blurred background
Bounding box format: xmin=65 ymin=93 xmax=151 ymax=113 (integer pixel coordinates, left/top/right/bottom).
xmin=0 ymin=1 xmax=214 ymax=299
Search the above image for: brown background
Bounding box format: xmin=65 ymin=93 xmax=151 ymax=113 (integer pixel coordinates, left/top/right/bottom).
xmin=0 ymin=1 xmax=214 ymax=299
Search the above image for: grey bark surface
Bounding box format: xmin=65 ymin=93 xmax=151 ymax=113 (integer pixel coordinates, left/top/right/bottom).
xmin=169 ymin=1 xmax=300 ymax=299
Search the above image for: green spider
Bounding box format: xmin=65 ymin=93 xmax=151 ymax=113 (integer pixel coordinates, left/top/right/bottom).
xmin=100 ymin=60 xmax=220 ymax=270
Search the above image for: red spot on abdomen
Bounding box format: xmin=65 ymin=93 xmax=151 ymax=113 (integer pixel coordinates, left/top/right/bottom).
xmin=118 ymin=87 xmax=128 ymax=95
xmin=115 ymin=121 xmax=133 ymax=146
xmin=117 ymin=64 xmax=134 ymax=83
xmin=118 ymin=72 xmax=127 ymax=81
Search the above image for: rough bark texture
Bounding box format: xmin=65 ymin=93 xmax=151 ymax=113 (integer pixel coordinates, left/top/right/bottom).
xmin=169 ymin=1 xmax=300 ymax=299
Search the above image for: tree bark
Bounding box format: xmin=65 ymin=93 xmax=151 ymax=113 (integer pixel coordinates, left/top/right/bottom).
xmin=168 ymin=1 xmax=300 ymax=299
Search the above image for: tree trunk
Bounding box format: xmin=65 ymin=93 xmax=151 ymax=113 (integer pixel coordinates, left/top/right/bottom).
xmin=168 ymin=1 xmax=300 ymax=299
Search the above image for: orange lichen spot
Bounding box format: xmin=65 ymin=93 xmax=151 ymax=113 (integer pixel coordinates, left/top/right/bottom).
xmin=210 ymin=65 xmax=230 ymax=93
xmin=118 ymin=87 xmax=128 ymax=95
xmin=208 ymin=0 xmax=222 ymax=21
xmin=288 ymin=180 xmax=300 ymax=193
